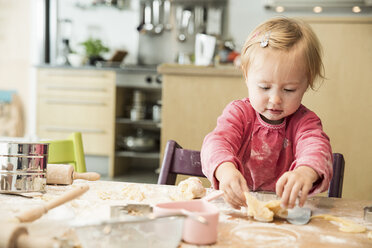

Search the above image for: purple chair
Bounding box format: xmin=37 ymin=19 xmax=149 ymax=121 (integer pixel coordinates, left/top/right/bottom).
xmin=328 ymin=153 xmax=345 ymax=198
xmin=158 ymin=140 xmax=345 ymax=198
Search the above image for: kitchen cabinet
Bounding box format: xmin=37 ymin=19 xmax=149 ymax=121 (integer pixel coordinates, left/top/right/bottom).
xmin=36 ymin=66 xmax=161 ymax=178
xmin=158 ymin=64 xmax=245 ymax=174
xmin=114 ymin=72 xmax=162 ymax=175
xmin=36 ymin=68 xmax=116 ymax=175
xmin=159 ymin=17 xmax=372 ymax=200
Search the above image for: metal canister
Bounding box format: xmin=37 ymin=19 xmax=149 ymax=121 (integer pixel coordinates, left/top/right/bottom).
xmin=0 ymin=142 xmax=49 ymax=193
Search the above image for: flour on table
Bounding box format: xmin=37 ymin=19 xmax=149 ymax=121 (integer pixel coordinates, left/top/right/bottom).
xmin=170 ymin=177 xmax=206 ymax=201
xmin=319 ymin=235 xmax=347 ymax=244
xmin=311 ymin=214 xmax=366 ymax=233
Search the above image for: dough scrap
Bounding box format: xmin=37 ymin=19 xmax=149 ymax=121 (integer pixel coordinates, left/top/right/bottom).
xmin=122 ymin=185 xmax=145 ymax=201
xmin=264 ymin=200 xmax=288 ymax=219
xmin=311 ymin=214 xmax=366 ymax=233
xmin=368 ymin=231 xmax=372 ymax=240
xmin=244 ymin=192 xmax=287 ymax=222
xmin=171 ymin=177 xmax=206 ymax=201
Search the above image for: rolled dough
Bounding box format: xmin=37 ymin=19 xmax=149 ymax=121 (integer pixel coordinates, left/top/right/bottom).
xmin=311 ymin=214 xmax=366 ymax=233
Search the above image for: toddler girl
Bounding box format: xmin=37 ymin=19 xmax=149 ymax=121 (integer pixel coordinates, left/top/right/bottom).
xmin=201 ymin=17 xmax=333 ymax=209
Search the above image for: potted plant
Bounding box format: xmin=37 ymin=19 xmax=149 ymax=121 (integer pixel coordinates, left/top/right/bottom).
xmin=80 ymin=38 xmax=109 ymax=65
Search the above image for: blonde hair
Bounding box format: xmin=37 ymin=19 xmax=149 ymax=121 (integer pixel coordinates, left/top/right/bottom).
xmin=241 ymin=17 xmax=325 ymax=89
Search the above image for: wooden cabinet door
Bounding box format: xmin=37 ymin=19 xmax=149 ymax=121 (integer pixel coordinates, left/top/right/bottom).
xmin=303 ymin=18 xmax=372 ymax=200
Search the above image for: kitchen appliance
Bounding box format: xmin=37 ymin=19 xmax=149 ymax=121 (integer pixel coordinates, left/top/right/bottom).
xmin=0 ymin=142 xmax=49 ymax=193
xmin=137 ymin=0 xmax=227 ymax=65
xmin=195 ymin=33 xmax=216 ymax=66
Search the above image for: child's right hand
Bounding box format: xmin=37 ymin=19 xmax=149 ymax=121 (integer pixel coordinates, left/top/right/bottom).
xmin=215 ymin=162 xmax=249 ymax=209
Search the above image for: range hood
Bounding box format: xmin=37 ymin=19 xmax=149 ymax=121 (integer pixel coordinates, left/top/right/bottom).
xmin=263 ymin=0 xmax=372 ymax=12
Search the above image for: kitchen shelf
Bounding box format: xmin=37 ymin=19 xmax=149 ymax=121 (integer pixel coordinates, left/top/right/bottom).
xmin=116 ymin=118 xmax=161 ymax=128
xmin=115 ymin=150 xmax=160 ymax=159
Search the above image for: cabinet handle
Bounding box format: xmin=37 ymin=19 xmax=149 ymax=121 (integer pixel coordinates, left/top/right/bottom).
xmin=45 ymin=85 xmax=107 ymax=92
xmin=41 ymin=126 xmax=106 ymax=134
xmin=44 ymin=99 xmax=107 ymax=106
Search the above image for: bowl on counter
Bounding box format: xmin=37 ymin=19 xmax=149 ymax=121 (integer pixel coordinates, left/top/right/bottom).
xmin=68 ymin=53 xmax=86 ymax=67
xmin=117 ymin=129 xmax=157 ymax=152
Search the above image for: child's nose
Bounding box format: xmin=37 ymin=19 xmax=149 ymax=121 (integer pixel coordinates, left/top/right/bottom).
xmin=270 ymin=93 xmax=282 ymax=105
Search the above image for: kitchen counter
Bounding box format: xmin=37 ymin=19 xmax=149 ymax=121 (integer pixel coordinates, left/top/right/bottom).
xmin=1 ymin=180 xmax=371 ymax=247
xmin=36 ymin=63 xmax=158 ymax=74
xmin=158 ymin=63 xmax=243 ymax=77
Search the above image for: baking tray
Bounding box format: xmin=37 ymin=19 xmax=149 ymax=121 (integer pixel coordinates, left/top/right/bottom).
xmin=73 ymin=216 xmax=184 ymax=248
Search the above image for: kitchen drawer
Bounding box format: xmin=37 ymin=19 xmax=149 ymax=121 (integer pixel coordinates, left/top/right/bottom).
xmin=37 ymin=129 xmax=112 ymax=156
xmin=37 ymin=69 xmax=115 ymax=98
xmin=37 ymin=96 xmax=113 ymax=127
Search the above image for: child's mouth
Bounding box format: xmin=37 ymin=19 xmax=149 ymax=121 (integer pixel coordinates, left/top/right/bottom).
xmin=268 ymin=109 xmax=283 ymax=114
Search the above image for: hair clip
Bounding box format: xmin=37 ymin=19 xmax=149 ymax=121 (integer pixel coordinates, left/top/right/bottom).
xmin=250 ymin=31 xmax=261 ymax=41
xmin=260 ymin=31 xmax=271 ymax=48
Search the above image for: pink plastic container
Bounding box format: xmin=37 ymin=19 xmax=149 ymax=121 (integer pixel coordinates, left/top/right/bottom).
xmin=153 ymin=197 xmax=220 ymax=245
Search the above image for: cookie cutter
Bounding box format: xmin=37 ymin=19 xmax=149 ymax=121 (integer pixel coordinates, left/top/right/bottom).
xmin=364 ymin=206 xmax=372 ymax=222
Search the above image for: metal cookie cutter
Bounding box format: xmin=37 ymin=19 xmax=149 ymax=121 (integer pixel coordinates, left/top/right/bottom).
xmin=364 ymin=206 xmax=372 ymax=222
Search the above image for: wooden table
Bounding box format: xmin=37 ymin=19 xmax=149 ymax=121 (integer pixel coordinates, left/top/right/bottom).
xmin=1 ymin=180 xmax=371 ymax=248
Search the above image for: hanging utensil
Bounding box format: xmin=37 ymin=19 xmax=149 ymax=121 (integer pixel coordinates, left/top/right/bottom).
xmin=152 ymin=0 xmax=163 ymax=34
xmin=142 ymin=2 xmax=154 ymax=33
xmin=178 ymin=9 xmax=192 ymax=42
xmin=163 ymin=0 xmax=172 ymax=30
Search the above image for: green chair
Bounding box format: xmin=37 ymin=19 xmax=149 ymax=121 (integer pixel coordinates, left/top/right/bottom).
xmin=46 ymin=132 xmax=87 ymax=172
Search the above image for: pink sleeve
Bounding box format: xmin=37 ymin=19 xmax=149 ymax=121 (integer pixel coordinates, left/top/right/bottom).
xmin=289 ymin=111 xmax=333 ymax=195
xmin=201 ymin=100 xmax=253 ymax=189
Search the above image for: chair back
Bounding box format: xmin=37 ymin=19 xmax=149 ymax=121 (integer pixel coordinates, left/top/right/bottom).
xmin=46 ymin=132 xmax=87 ymax=172
xmin=328 ymin=153 xmax=345 ymax=198
xmin=158 ymin=140 xmax=345 ymax=198
xmin=157 ymin=140 xmax=203 ymax=185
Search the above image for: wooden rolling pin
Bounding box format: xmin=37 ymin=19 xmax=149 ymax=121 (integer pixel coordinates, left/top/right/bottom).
xmin=0 ymin=223 xmax=58 ymax=248
xmin=47 ymin=164 xmax=100 ymax=185
xmin=16 ymin=184 xmax=89 ymax=223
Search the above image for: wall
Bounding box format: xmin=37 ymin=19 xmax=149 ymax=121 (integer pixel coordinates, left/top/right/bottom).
xmin=58 ymin=0 xmax=140 ymax=64
xmin=0 ymin=1 xmax=33 ymax=137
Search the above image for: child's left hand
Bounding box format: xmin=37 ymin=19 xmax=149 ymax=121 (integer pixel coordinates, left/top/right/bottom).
xmin=275 ymin=166 xmax=319 ymax=209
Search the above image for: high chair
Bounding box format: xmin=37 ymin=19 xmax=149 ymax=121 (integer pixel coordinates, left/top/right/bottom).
xmin=46 ymin=132 xmax=87 ymax=173
xmin=158 ymin=140 xmax=345 ymax=198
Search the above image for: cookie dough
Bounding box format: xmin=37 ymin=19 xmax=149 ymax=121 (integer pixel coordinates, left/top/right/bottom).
xmin=244 ymin=192 xmax=288 ymax=222
xmin=244 ymin=192 xmax=274 ymax=222
xmin=311 ymin=214 xmax=366 ymax=233
xmin=171 ymin=177 xmax=206 ymax=201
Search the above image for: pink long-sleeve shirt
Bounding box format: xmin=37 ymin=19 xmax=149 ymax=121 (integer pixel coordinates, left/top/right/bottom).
xmin=201 ymin=98 xmax=333 ymax=194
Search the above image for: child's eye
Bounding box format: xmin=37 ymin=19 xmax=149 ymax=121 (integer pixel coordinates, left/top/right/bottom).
xmin=284 ymin=88 xmax=296 ymax=92
xmin=258 ymin=85 xmax=270 ymax=90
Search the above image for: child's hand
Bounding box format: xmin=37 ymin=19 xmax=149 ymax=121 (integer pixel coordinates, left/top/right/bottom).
xmin=215 ymin=162 xmax=249 ymax=209
xmin=276 ymin=166 xmax=319 ymax=209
